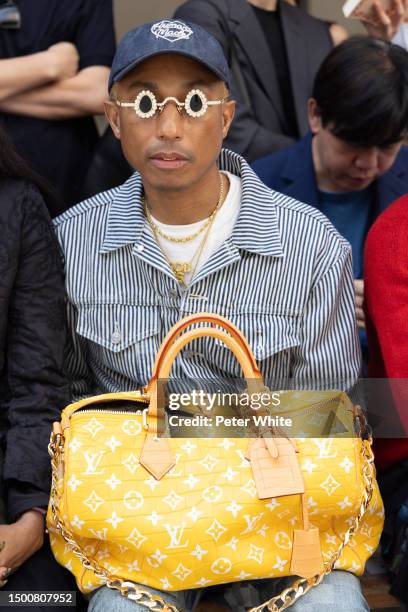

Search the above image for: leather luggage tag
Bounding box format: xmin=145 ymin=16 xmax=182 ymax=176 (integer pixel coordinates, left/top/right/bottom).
xmin=246 ymin=437 xmax=305 ymax=499
xmin=139 ymin=435 xmax=176 ymax=480
xmin=290 ymin=527 xmax=325 ymax=578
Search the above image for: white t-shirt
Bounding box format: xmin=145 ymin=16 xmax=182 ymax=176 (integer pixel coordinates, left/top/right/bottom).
xmin=147 ymin=171 xmax=242 ymax=285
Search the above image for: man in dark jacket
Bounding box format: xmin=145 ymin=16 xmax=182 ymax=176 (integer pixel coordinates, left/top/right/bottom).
xmin=253 ymin=37 xmax=408 ymax=364
xmin=174 ymin=0 xmax=339 ymax=160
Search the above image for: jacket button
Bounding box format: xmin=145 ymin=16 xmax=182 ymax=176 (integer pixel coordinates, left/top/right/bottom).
xmin=111 ymin=331 xmax=121 ymax=344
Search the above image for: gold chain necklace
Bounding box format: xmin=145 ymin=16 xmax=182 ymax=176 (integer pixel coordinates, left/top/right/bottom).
xmin=184 ymin=198 xmax=219 ymax=285
xmin=145 ymin=174 xmax=225 ymax=286
xmin=146 ymin=204 xmax=216 ymax=286
xmin=143 ymin=173 xmax=224 ymax=244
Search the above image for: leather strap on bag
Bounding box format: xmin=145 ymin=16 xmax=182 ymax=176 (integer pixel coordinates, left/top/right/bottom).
xmin=140 ymin=326 xmax=265 ymax=479
xmin=147 ymin=325 xmax=264 ymax=422
xmin=146 ymin=312 xmax=262 ymax=394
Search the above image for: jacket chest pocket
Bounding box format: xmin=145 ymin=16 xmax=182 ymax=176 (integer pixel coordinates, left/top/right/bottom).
xmin=201 ymin=313 xmax=300 ymax=382
xmin=75 ymin=304 xmax=161 ymax=383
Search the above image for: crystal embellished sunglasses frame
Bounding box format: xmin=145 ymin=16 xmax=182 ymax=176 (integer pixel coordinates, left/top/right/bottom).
xmin=115 ymin=88 xmax=229 ymax=119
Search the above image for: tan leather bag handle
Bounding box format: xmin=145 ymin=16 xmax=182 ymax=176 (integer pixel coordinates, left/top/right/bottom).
xmin=146 ymin=326 xmax=264 ymax=420
xmin=62 ymin=314 xmax=261 ymax=423
xmin=146 ymin=312 xmax=261 ymax=393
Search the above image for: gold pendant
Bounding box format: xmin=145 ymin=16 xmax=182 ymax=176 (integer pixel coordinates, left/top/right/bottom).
xmin=170 ymin=262 xmax=192 ymax=285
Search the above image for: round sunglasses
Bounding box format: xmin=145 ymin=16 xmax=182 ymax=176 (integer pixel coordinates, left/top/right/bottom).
xmin=115 ymin=88 xmax=228 ymax=119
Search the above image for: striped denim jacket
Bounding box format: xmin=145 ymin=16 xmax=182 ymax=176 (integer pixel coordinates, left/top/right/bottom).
xmin=54 ymin=149 xmax=361 ymax=399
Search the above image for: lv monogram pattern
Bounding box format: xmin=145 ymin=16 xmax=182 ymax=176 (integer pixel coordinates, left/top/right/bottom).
xmin=48 ymin=402 xmax=384 ymax=594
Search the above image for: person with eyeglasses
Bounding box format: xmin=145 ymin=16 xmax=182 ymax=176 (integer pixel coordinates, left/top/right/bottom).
xmin=0 ymin=0 xmax=115 ymax=217
xmin=252 ymin=37 xmax=408 ymax=374
xmin=52 ymin=19 xmax=367 ymax=612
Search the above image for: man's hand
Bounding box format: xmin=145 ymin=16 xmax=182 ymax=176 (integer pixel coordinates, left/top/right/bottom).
xmin=361 ymin=0 xmax=408 ymax=40
xmin=354 ymin=279 xmax=366 ymax=330
xmin=0 ymin=511 xmax=44 ymax=581
xmin=46 ymin=42 xmax=79 ymax=81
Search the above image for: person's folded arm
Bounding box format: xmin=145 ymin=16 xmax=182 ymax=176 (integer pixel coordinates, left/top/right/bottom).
xmin=0 ymin=53 xmax=56 ymax=100
xmin=0 ymin=42 xmax=79 ymax=101
xmin=0 ymin=66 xmax=109 ymax=119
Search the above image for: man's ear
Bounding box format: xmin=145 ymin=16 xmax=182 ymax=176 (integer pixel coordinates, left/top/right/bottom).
xmin=308 ymin=98 xmax=321 ymax=135
xmin=104 ymin=100 xmax=121 ymax=139
xmin=222 ymin=99 xmax=236 ymax=140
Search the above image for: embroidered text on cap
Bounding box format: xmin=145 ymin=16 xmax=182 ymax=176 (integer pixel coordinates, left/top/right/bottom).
xmin=151 ymin=20 xmax=193 ymax=43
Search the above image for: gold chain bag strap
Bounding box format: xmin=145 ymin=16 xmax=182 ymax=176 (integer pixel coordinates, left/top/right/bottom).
xmin=48 ymin=314 xmax=381 ymax=611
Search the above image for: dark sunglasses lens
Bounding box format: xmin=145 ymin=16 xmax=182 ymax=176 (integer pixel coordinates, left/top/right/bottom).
xmin=139 ymin=94 xmax=153 ymax=114
xmin=188 ymin=93 xmax=203 ymax=114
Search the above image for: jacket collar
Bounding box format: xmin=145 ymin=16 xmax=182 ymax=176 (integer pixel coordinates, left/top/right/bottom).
xmin=374 ymin=149 xmax=408 ymax=217
xmin=99 ymin=172 xmax=145 ymax=253
xmin=100 ymin=148 xmax=284 ymax=258
xmin=280 ymin=132 xmax=319 ymax=205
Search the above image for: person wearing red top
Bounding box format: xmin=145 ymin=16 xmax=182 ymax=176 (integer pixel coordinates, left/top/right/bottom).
xmin=364 ymin=193 xmax=408 ymax=471
xmin=364 ymin=194 xmax=408 ymax=606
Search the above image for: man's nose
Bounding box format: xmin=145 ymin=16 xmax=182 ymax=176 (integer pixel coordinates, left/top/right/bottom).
xmin=354 ymin=148 xmax=379 ymax=172
xmin=156 ymin=101 xmax=183 ymax=140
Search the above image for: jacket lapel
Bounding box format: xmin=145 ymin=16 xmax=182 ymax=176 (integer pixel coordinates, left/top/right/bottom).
xmin=280 ymin=0 xmax=309 ymax=137
xmin=374 ymin=149 xmax=408 ymax=221
xmin=227 ymin=0 xmax=286 ymax=126
xmin=280 ymin=134 xmax=319 ymax=206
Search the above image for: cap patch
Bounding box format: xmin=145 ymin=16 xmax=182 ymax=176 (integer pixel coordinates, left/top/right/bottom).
xmin=151 ymin=20 xmax=193 ymax=44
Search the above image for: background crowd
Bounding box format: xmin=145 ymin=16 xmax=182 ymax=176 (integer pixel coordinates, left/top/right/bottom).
xmin=0 ymin=0 xmax=408 ymax=610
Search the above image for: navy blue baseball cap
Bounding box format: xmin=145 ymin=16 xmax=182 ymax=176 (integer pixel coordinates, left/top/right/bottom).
xmin=109 ymin=19 xmax=230 ymax=92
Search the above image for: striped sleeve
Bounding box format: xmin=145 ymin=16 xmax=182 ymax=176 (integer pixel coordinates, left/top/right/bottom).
xmin=292 ymin=243 xmax=361 ymax=388
xmin=64 ymin=293 xmax=96 ymax=401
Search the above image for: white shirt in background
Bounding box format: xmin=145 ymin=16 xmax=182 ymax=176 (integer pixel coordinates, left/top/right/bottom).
xmin=393 ymin=24 xmax=408 ymax=50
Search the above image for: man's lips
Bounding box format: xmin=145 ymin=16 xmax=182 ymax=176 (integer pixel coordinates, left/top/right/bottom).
xmin=149 ymin=152 xmax=190 ymax=169
xmin=348 ymin=174 xmax=375 ymax=182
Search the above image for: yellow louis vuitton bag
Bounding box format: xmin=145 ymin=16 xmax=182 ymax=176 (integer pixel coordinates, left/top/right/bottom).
xmin=47 ymin=313 xmax=383 ymax=611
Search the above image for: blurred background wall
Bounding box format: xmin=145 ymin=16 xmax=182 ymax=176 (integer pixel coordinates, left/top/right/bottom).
xmin=308 ymin=0 xmax=365 ymax=35
xmin=114 ymin=1 xmax=182 ymax=39
xmin=113 ymin=0 xmax=365 ymax=41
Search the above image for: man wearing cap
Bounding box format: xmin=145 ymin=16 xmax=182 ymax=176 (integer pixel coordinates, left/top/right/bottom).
xmin=54 ymin=18 xmax=366 ymax=612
